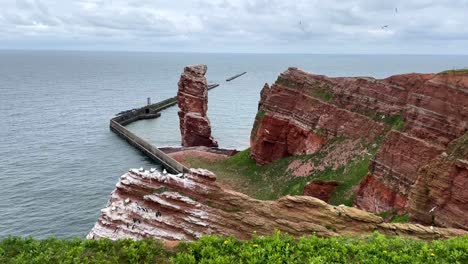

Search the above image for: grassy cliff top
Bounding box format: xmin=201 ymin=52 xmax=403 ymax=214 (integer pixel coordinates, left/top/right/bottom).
xmin=439 ymin=68 xmax=468 ymax=74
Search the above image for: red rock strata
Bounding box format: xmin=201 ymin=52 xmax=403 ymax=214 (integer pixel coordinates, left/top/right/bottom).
xmin=408 ymin=134 xmax=468 ymax=229
xmin=250 ymin=68 xmax=467 ymax=227
xmin=88 ymin=168 xmax=465 ymax=241
xmin=303 ymin=180 xmax=340 ymax=202
xmin=178 ymin=64 xmax=218 ymax=147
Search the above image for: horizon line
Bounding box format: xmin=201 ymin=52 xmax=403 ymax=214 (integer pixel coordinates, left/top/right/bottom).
xmin=1 ymin=48 xmax=468 ymax=56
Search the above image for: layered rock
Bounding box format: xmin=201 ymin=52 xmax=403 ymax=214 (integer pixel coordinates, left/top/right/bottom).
xmin=250 ymin=68 xmax=468 ymax=227
xmin=88 ymin=168 xmax=466 ymax=241
xmin=303 ymin=180 xmax=340 ymax=202
xmin=178 ymin=65 xmax=218 ymax=147
xmin=355 ymin=131 xmax=444 ymax=213
xmin=408 ymin=133 xmax=468 ymax=229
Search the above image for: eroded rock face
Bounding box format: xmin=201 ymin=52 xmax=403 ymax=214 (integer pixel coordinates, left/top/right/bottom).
xmin=88 ymin=168 xmax=466 ymax=241
xmin=178 ymin=65 xmax=218 ymax=147
xmin=355 ymin=131 xmax=444 ymax=213
xmin=303 ymin=180 xmax=340 ymax=202
xmin=250 ymin=68 xmax=468 ymax=227
xmin=408 ymin=134 xmax=468 ymax=230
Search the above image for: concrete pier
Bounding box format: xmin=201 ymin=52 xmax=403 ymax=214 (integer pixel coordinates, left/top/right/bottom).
xmin=226 ymin=72 xmax=247 ymax=82
xmin=110 ymin=83 xmax=219 ymax=174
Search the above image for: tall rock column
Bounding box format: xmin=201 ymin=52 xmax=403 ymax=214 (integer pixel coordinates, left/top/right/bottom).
xmin=177 ymin=64 xmax=218 ymax=147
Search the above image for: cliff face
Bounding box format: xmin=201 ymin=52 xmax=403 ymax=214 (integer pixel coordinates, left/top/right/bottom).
xmin=408 ymin=133 xmax=468 ymax=229
xmin=178 ymin=65 xmax=218 ymax=147
xmin=250 ymin=68 xmax=468 ymax=228
xmin=88 ymin=168 xmax=465 ymax=241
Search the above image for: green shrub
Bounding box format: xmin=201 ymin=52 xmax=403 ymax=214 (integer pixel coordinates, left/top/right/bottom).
xmin=2 ymin=232 xmax=467 ymax=263
xmin=0 ymin=236 xmax=169 ymax=264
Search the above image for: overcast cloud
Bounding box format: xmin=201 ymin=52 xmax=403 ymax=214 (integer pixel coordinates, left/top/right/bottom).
xmin=1 ymin=0 xmax=467 ymax=53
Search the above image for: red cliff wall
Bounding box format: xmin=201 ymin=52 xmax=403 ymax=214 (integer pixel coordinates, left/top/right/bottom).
xmin=250 ymin=68 xmax=468 ymax=228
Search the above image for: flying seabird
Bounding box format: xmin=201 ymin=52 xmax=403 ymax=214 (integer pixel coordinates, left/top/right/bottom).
xmin=381 ymin=25 xmax=389 ymax=29
xmin=429 ymin=206 xmax=436 ymax=213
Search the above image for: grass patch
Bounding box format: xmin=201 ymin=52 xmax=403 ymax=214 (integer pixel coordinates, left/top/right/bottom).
xmin=2 ymin=232 xmax=467 ymax=263
xmin=352 ymin=107 xmax=406 ymax=131
xmin=382 ymin=114 xmax=406 ymax=131
xmin=447 ymin=132 xmax=468 ymax=159
xmin=439 ymin=68 xmax=468 ymax=74
xmin=378 ymin=210 xmax=410 ymax=223
xmin=281 ymin=153 xmax=373 ymax=206
xmin=307 ymin=83 xmax=334 ymax=102
xmin=251 ymin=110 xmax=266 ymax=141
xmin=185 ymin=136 xmax=381 ymax=205
xmin=392 ymin=214 xmax=410 ymax=223
xmin=312 ymin=87 xmax=333 ymax=102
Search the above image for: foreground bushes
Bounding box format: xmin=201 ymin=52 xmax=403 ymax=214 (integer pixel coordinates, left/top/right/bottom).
xmin=1 ymin=232 xmax=467 ymax=263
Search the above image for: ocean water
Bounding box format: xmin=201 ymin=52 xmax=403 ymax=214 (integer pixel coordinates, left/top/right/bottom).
xmin=0 ymin=51 xmax=466 ymax=239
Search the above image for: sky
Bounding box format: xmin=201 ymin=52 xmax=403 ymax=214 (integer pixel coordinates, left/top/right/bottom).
xmin=1 ymin=0 xmax=468 ymax=54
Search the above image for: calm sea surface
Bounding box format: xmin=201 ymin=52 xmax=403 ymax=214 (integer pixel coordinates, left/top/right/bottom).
xmin=0 ymin=51 xmax=466 ymax=239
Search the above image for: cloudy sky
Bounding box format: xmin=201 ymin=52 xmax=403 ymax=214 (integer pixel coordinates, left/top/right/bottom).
xmin=1 ymin=0 xmax=467 ymax=54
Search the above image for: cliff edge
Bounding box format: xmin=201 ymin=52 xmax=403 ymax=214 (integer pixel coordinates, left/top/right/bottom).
xmin=250 ymin=68 xmax=467 ymax=229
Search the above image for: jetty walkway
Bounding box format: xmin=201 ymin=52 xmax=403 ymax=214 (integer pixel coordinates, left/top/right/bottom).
xmin=110 ymin=84 xmax=219 ymax=174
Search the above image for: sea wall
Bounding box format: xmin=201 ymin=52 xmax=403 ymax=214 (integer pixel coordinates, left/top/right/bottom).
xmin=109 ymin=84 xmax=220 ymax=174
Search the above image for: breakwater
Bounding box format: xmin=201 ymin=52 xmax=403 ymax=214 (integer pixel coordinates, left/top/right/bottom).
xmin=110 ymin=83 xmax=220 ymax=174
xmin=226 ymin=72 xmax=247 ymax=81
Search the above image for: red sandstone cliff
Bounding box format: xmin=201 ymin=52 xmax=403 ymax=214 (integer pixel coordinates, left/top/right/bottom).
xmin=178 ymin=65 xmax=218 ymax=147
xmin=407 ymin=134 xmax=468 ymax=229
xmin=250 ymin=68 xmax=468 ymax=229
xmin=88 ymin=168 xmax=465 ymax=241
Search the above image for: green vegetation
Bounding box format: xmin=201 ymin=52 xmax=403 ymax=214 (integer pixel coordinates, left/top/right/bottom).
xmin=2 ymin=232 xmax=467 ymax=263
xmin=382 ymin=114 xmax=406 ymax=131
xmin=391 ymin=214 xmax=410 ymax=223
xmin=447 ymin=132 xmax=468 ymax=159
xmin=352 ymin=107 xmax=406 ymax=131
xmin=251 ymin=110 xmax=266 ymax=141
xmin=377 ymin=210 xmax=411 ymax=223
xmin=439 ymin=68 xmax=468 ymax=74
xmin=185 ymin=136 xmax=380 ymax=205
xmin=311 ymin=84 xmax=333 ymax=102
xmin=0 ymin=237 xmax=170 ymax=264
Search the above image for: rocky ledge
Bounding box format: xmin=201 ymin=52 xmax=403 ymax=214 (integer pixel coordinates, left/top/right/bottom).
xmin=250 ymin=68 xmax=467 ymax=229
xmin=87 ymin=168 xmax=465 ymax=242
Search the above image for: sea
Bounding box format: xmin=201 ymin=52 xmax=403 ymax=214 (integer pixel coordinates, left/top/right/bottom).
xmin=0 ymin=50 xmax=466 ymax=239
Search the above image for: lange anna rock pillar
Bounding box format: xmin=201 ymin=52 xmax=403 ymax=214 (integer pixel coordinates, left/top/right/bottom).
xmin=177 ymin=64 xmax=218 ymax=147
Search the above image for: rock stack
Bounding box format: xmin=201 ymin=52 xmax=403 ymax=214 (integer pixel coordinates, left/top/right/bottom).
xmin=177 ymin=65 xmax=218 ymax=147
